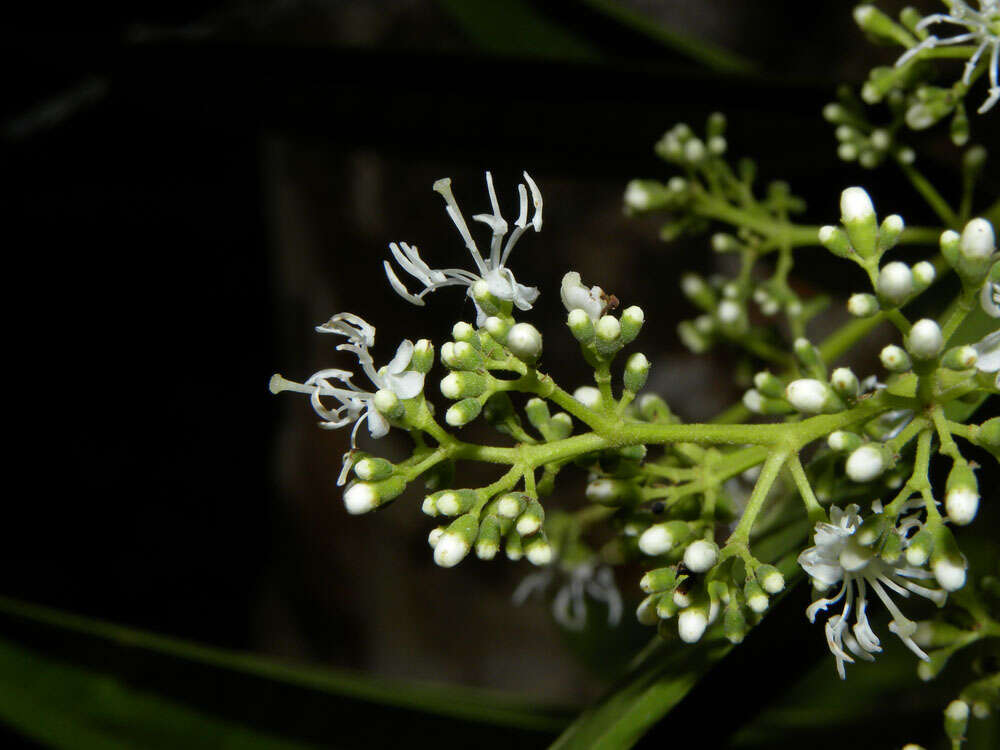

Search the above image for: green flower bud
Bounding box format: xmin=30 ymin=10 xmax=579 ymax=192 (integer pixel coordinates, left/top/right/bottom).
xmin=496 ymin=492 xmax=527 ymax=520
xmin=620 ymin=305 xmax=645 ymax=344
xmin=744 ymin=579 xmax=769 ymax=613
xmin=880 ymin=344 xmax=912 ymax=372
xmin=752 ymin=370 xmax=785 ymax=399
xmin=483 ymin=315 xmax=512 ymax=341
xmin=845 ymin=443 xmax=892 ymax=482
xmin=373 ymin=388 xmax=404 ymax=419
xmin=524 ymin=398 xmax=551 ymax=432
xmin=707 ymin=111 xmax=726 ymax=138
xmin=840 ymin=187 xmax=878 ymax=258
xmin=434 ymin=513 xmax=479 ymax=568
xmin=566 ymin=308 xmax=595 ymax=343
xmin=944 ymin=700 xmax=970 ymax=743
xmin=793 ymin=337 xmax=826 ymax=378
xmin=440 ymin=371 xmax=488 ymax=400
xmin=677 ymin=320 xmax=711 ymax=353
xmin=354 ymin=456 xmax=394 ymax=482
xmin=573 ymin=386 xmax=602 ymax=410
xmin=956 ymin=218 xmax=996 ymax=282
xmin=435 ymin=489 xmax=478 ymax=517
xmin=785 ymin=378 xmax=843 ymax=414
xmin=847 ymin=293 xmax=880 ymax=317
xmin=880 ymin=529 xmax=904 ymax=564
xmin=640 ymin=566 xmax=680 ymax=594
xmin=623 ymin=180 xmax=673 ymax=213
xmin=830 ymin=367 xmax=860 ymax=400
xmin=818 ymin=225 xmax=853 ymax=258
xmin=585 ymin=478 xmax=640 ymax=506
xmin=680 ymin=273 xmax=715 ymax=310
xmin=945 ymin=462 xmax=979 ymax=526
xmin=446 ymin=341 xmax=484 ymax=370
xmin=877 ymin=214 xmax=905 ymax=253
xmin=637 ymin=393 xmax=673 ymax=422
xmin=407 ymin=339 xmax=434 ymax=373
xmin=656 ymin=594 xmax=679 ymax=621
xmin=756 ymin=564 xmax=785 ymax=594
xmin=905 ymin=318 xmax=944 ymax=360
xmin=905 ymin=527 xmax=935 ymax=566
xmin=445 ymin=397 xmax=483 ymax=427
xmin=452 ymin=321 xmax=477 ymax=344
xmin=940 ymin=229 xmax=962 ymax=268
xmin=595 ymin=315 xmax=622 ymax=356
xmin=506 ymin=322 xmax=543 ymax=364
xmin=637 ymin=594 xmax=661 ymax=626
xmin=951 ymin=101 xmax=970 ymax=146
xmin=638 ymin=521 xmax=691 ymax=555
xmin=624 ymin=352 xmax=650 ymax=392
xmin=712 ymin=232 xmax=739 ymax=253
xmin=931 ymin=526 xmax=967 ymax=592
xmin=911 ymin=260 xmax=936 ymax=292
xmin=476 ymin=515 xmax=502 ymax=560
xmin=515 ymin=499 xmax=545 ymax=536
xmin=470 ymin=279 xmax=505 ymax=319
xmin=549 ymin=411 xmax=573 ymax=439
xmin=828 ymin=430 xmax=863 ymax=452
xmin=978 ymin=417 xmax=1000 ymax=449
xmin=524 ymin=533 xmax=553 ymax=566
xmin=505 ymin=529 xmax=523 ymax=560
xmin=854 ymin=4 xmax=915 ymax=46
xmin=343 ymin=476 xmax=406 ymax=515
xmin=742 ymin=388 xmax=794 ymax=415
xmin=856 ymin=515 xmax=888 ymax=546
xmin=724 ymin=600 xmax=747 ymax=644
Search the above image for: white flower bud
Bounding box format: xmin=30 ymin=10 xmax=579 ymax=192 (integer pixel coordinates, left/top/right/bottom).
xmin=683 ymin=540 xmax=718 ymax=573
xmin=717 ymin=299 xmax=742 ymax=325
xmin=946 ymin=488 xmax=979 ymax=525
xmin=912 ymin=261 xmax=936 ymax=288
xmin=623 ymin=181 xmax=652 ymax=210
xmin=785 ymin=379 xmax=829 ymax=414
xmin=880 ymin=344 xmax=911 ymax=372
xmin=683 ymin=138 xmax=706 ymax=162
xmin=667 ymin=176 xmax=687 ymax=192
xmin=596 ymin=315 xmax=621 ymax=342
xmin=428 ymin=526 xmax=444 ymax=548
xmin=933 ymin=557 xmax=967 ymax=592
xmin=831 ymin=367 xmax=859 ymax=399
xmin=639 ymin=524 xmax=673 ymax=556
xmin=841 ymin=186 xmax=875 ymax=222
xmin=708 ymin=135 xmax=726 ymax=155
xmin=573 ymin=386 xmax=602 ymax=409
xmin=960 ymin=218 xmax=996 ymax=260
xmin=742 ymin=389 xmax=764 ymax=413
xmin=506 ymin=322 xmax=543 ymax=362
xmin=677 ymin=608 xmax=708 ymax=643
xmin=344 ymin=482 xmax=379 ymax=515
xmin=525 ymin=537 xmax=553 ymax=566
xmin=906 ymin=318 xmax=944 ymax=360
xmin=847 ymin=293 xmax=879 ymax=317
xmin=434 ymin=534 xmax=470 ymax=567
xmin=757 ymin=565 xmax=785 ymax=594
xmin=877 ymin=261 xmax=914 ymax=304
xmin=845 ymin=444 xmax=886 ymax=482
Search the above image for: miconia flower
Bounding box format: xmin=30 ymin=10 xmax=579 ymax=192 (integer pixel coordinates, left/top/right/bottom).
xmin=269 ymin=313 xmax=425 ymax=468
xmin=897 ymin=1 xmax=1000 ymax=113
xmin=798 ymin=505 xmax=946 ymax=678
xmin=384 ymin=171 xmax=543 ymax=325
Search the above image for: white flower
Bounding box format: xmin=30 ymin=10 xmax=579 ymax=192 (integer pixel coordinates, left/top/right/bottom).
xmin=896 ymin=1 xmax=1000 ymax=113
xmin=269 ymin=313 xmax=425 ymax=471
xmin=981 ymin=277 xmax=1000 ymax=317
xmin=513 ymin=561 xmax=623 ymax=631
xmin=560 ymin=271 xmax=608 ymax=321
xmin=384 ymin=172 xmax=543 ymax=325
xmin=798 ymin=505 xmax=946 ymax=679
xmin=973 ymin=329 xmax=1000 ymax=387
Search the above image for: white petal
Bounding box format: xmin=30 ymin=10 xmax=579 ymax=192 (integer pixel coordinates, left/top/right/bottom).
xmin=386 ymin=340 xmax=414 ymax=374
xmin=974 ymin=330 xmax=1000 ymax=372
xmin=389 ymin=370 xmax=425 ymax=400
xmin=366 ymin=407 xmax=390 ymax=439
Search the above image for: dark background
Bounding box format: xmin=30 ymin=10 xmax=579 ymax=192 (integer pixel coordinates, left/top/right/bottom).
xmin=4 ymin=1 xmax=999 ymax=747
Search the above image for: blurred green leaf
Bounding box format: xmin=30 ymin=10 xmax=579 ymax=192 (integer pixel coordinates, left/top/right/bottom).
xmin=434 ymin=0 xmax=756 ymax=73
xmin=0 ymin=636 xmax=319 ymax=750
xmin=0 ymin=596 xmax=572 ymax=746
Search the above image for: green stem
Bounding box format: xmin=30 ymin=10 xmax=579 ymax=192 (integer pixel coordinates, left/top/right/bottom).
xmin=896 ymin=157 xmax=960 ymax=228
xmin=726 ymin=449 xmax=790 ymax=547
xmin=786 ymin=453 xmax=825 ymax=523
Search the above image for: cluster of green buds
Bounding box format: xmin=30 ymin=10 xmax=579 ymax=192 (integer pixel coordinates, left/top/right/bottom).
xmin=824 ymin=100 xmax=916 ymax=168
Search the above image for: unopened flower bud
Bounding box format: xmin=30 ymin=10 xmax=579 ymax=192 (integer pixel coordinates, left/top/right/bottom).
xmin=624 ymin=352 xmax=650 ymax=392
xmin=931 ymin=527 xmax=967 ymax=591
xmin=906 ymin=318 xmax=944 ymax=360
xmin=756 ymin=564 xmax=785 ymax=594
xmin=373 ymin=388 xmax=403 ymax=419
xmin=912 ymin=261 xmax=936 ymax=291
xmin=434 ymin=514 xmax=479 ymax=568
xmin=639 ymin=521 xmax=691 ymax=556
xmin=452 ymin=321 xmax=477 ymax=343
xmin=475 ymin=515 xmax=502 ymax=560
xmin=440 ymin=371 xmax=488 ymax=400
xmin=410 ymin=339 xmax=435 ymax=373
xmin=515 ymin=499 xmax=545 ymax=536
xmin=549 ymin=412 xmax=573 ymax=439
xmin=523 ymin=533 xmax=553 ymax=566
xmin=905 ymin=527 xmax=934 ymax=566
xmin=683 ymin=539 xmax=719 ymax=573
xmin=845 ymin=443 xmax=888 ymax=482
xmin=344 ymin=476 xmax=406 ymax=515
xmin=793 ymin=338 xmax=825 ymax=376
xmin=681 ymin=273 xmax=715 ymax=309
xmin=677 ymin=320 xmax=711 ymax=353
xmin=847 ymin=293 xmax=880 ymax=317
xmin=945 ymin=463 xmax=979 ymax=525
xmin=445 ymin=398 xmax=483 ymax=427
xmin=506 ymin=323 xmax=543 ymax=364
xmin=723 ymin=601 xmax=747 ymax=644
xmin=446 ymin=341 xmax=483 ymax=370
xmin=637 ymin=594 xmax=661 ymax=626
xmin=819 ymin=225 xmax=852 ymax=258
xmin=878 ymin=214 xmax=904 ymax=253
xmin=483 ymin=316 xmax=512 ymax=341
xmin=678 ymin=606 xmax=709 ymax=643
xmin=504 ymin=530 xmax=523 ymax=560
xmin=640 ymin=567 xmax=679 ymax=594
xmin=960 ymin=217 xmax=996 ymax=261
xmin=744 ymin=579 xmax=769 ymax=613
xmin=638 ymin=393 xmax=673 ymax=422
xmin=753 ymin=371 xmax=785 ymax=398
xmin=944 ymin=700 xmax=970 ymax=743
xmin=586 ymin=478 xmax=640 ymax=506
xmin=877 ymin=261 xmax=914 ymax=305
xmin=354 ymin=456 xmax=394 ymax=482
xmin=841 ymin=187 xmax=878 ymax=258
xmin=880 ymin=344 xmax=911 ymax=372
xmin=574 ymin=386 xmax=602 ymax=409
xmin=786 ymin=378 xmax=840 ymax=414
xmin=595 ymin=315 xmax=622 ymax=355
xmin=567 ymin=308 xmax=595 ymax=343
xmin=435 ymin=489 xmax=478 ymax=517
xmin=620 ymin=306 xmax=644 ymax=344
xmin=828 ymin=430 xmax=863 ymax=452
xmin=471 ymin=279 xmax=503 ymax=318
xmin=830 ymin=367 xmax=860 ymax=399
